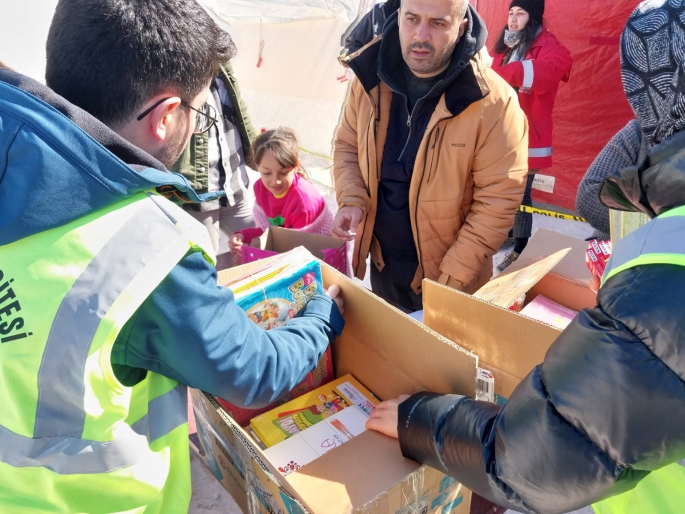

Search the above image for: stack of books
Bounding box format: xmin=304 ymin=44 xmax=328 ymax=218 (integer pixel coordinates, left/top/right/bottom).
xmin=249 ymin=375 xmax=379 ymax=476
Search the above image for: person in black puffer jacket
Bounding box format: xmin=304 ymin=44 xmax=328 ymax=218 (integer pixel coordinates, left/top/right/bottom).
xmin=366 ymin=2 xmax=685 ymax=514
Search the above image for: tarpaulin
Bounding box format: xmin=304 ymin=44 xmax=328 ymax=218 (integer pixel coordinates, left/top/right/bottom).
xmin=473 ymin=0 xmax=640 ymax=211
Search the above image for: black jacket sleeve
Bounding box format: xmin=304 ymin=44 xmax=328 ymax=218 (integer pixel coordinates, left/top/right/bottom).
xmin=398 ymin=264 xmax=685 ymax=514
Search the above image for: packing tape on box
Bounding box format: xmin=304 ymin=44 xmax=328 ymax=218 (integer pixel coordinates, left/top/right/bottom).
xmin=518 ymin=205 xmax=588 ymax=223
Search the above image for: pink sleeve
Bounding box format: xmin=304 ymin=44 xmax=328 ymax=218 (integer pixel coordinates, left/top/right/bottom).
xmin=235 ymin=227 xmax=265 ymax=245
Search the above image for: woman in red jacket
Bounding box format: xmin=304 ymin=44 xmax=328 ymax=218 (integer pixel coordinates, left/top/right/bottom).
xmin=493 ymin=0 xmax=572 ymax=271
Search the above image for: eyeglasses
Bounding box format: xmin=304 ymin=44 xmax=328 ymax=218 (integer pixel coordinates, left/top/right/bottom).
xmin=136 ymin=97 xmax=218 ymax=134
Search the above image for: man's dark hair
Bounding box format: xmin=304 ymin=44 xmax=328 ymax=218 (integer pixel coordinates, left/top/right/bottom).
xmin=493 ymin=17 xmax=542 ymax=56
xmin=46 ymin=0 xmax=235 ymax=127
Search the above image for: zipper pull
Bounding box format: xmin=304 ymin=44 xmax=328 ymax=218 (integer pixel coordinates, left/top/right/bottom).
xmin=431 ymin=125 xmax=441 ymax=149
xmin=407 ymin=114 xmax=412 ymax=127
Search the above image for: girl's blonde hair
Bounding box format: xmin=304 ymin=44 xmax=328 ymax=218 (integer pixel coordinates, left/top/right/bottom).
xmin=251 ymin=127 xmax=307 ymax=178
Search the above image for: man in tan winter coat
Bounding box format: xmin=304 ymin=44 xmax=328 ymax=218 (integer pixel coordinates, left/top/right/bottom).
xmin=331 ymin=0 xmax=528 ymax=310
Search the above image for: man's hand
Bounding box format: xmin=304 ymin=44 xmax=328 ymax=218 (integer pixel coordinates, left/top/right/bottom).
xmin=229 ymin=233 xmax=244 ymax=256
xmin=325 ymin=284 xmax=344 ymax=314
xmin=330 ymin=206 xmax=363 ymax=241
xmin=365 ymin=394 xmax=410 ymax=439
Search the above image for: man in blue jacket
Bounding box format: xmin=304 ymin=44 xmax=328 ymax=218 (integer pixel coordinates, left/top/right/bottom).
xmin=0 ymin=1 xmax=343 ymax=511
xmin=367 ymin=2 xmax=685 ymax=513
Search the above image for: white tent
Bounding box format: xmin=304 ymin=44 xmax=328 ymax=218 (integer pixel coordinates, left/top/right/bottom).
xmin=198 ymin=0 xmax=379 ymax=187
xmin=196 ymin=1 xmax=370 ymax=260
xmin=0 ymin=0 xmax=59 ymax=83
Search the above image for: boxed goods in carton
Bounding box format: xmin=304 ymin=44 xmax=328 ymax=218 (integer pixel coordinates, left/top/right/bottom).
xmin=191 ymin=253 xmax=478 ymax=514
xmin=252 ymin=375 xmax=379 ymax=475
xmin=585 ymin=239 xmax=612 ymax=279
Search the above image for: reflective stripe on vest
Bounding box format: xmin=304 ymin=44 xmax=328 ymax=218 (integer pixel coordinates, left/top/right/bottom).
xmin=0 ymin=195 xmax=201 ymax=476
xmin=34 ymin=201 xmax=180 ymax=440
xmin=602 ymin=205 xmax=685 ymax=285
xmin=131 ymin=383 xmax=188 ymax=444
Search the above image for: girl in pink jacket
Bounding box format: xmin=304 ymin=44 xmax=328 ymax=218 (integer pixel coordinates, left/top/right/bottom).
xmin=229 ymin=128 xmax=333 ymax=260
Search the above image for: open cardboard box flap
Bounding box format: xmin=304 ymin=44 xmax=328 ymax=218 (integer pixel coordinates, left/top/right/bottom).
xmin=501 ymin=228 xmax=596 ymax=311
xmin=253 ymin=226 xmax=343 ymax=260
xmin=217 ymin=253 xmax=477 ymax=513
xmin=424 ymin=230 xmax=597 ymax=400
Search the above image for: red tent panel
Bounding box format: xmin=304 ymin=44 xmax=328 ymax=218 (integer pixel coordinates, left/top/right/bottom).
xmin=472 ymin=0 xmax=640 ymax=211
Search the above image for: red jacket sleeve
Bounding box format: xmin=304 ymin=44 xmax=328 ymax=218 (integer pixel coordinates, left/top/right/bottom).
xmin=494 ymin=40 xmax=572 ymax=95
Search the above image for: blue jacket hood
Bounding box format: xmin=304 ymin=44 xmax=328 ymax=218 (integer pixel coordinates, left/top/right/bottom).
xmin=0 ymin=70 xmax=222 ymax=245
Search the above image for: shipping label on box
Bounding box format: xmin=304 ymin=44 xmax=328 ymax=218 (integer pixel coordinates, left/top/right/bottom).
xmin=475 ymin=368 xmax=495 ymax=404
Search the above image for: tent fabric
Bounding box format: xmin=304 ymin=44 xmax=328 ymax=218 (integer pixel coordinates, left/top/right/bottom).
xmin=199 ymin=0 xmax=361 ymax=23
xmin=199 ymin=0 xmax=384 ymax=187
xmin=474 ymin=0 xmax=639 ymax=211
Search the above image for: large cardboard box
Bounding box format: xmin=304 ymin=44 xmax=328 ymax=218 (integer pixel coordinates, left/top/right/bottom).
xmin=423 ymin=229 xmax=597 ymax=405
xmin=242 ymin=226 xmax=348 ymax=276
xmin=193 ymin=256 xmax=478 ymax=514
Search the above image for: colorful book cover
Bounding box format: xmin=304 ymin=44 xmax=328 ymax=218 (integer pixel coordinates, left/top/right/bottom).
xmin=226 ymin=247 xmax=324 ymax=330
xmin=264 ymin=406 xmax=371 ymax=476
xmin=217 ymin=247 xmax=333 ymax=426
xmin=250 ymin=374 xmax=379 ymax=448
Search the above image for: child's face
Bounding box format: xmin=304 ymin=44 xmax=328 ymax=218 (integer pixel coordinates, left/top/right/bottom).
xmin=258 ymin=149 xmax=296 ymax=196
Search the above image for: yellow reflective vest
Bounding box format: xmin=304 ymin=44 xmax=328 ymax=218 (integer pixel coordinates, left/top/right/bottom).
xmin=0 ymin=192 xmax=214 ymax=513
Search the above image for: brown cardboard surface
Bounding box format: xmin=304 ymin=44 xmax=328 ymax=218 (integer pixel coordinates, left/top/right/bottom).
xmin=320 ymin=265 xmax=478 ymax=400
xmin=424 ymin=280 xmax=558 ymax=384
xmin=504 ymin=229 xmax=596 ymax=312
xmin=212 ymin=253 xmax=477 ymax=513
xmin=503 ymin=229 xmax=592 ymax=284
xmin=473 ymin=248 xmax=570 ymax=309
xmin=424 ymin=230 xmax=597 ymax=401
xmin=259 ymin=226 xmax=344 ymax=260
xmin=287 ymin=431 xmax=419 ymax=514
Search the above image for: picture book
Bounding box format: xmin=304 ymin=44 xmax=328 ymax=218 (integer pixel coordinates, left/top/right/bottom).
xmin=264 ymin=405 xmax=371 ymax=476
xmin=224 ymin=247 xmax=324 ymax=330
xmin=217 ymin=247 xmax=333 ymax=426
xmin=250 ymin=374 xmax=379 ymax=449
